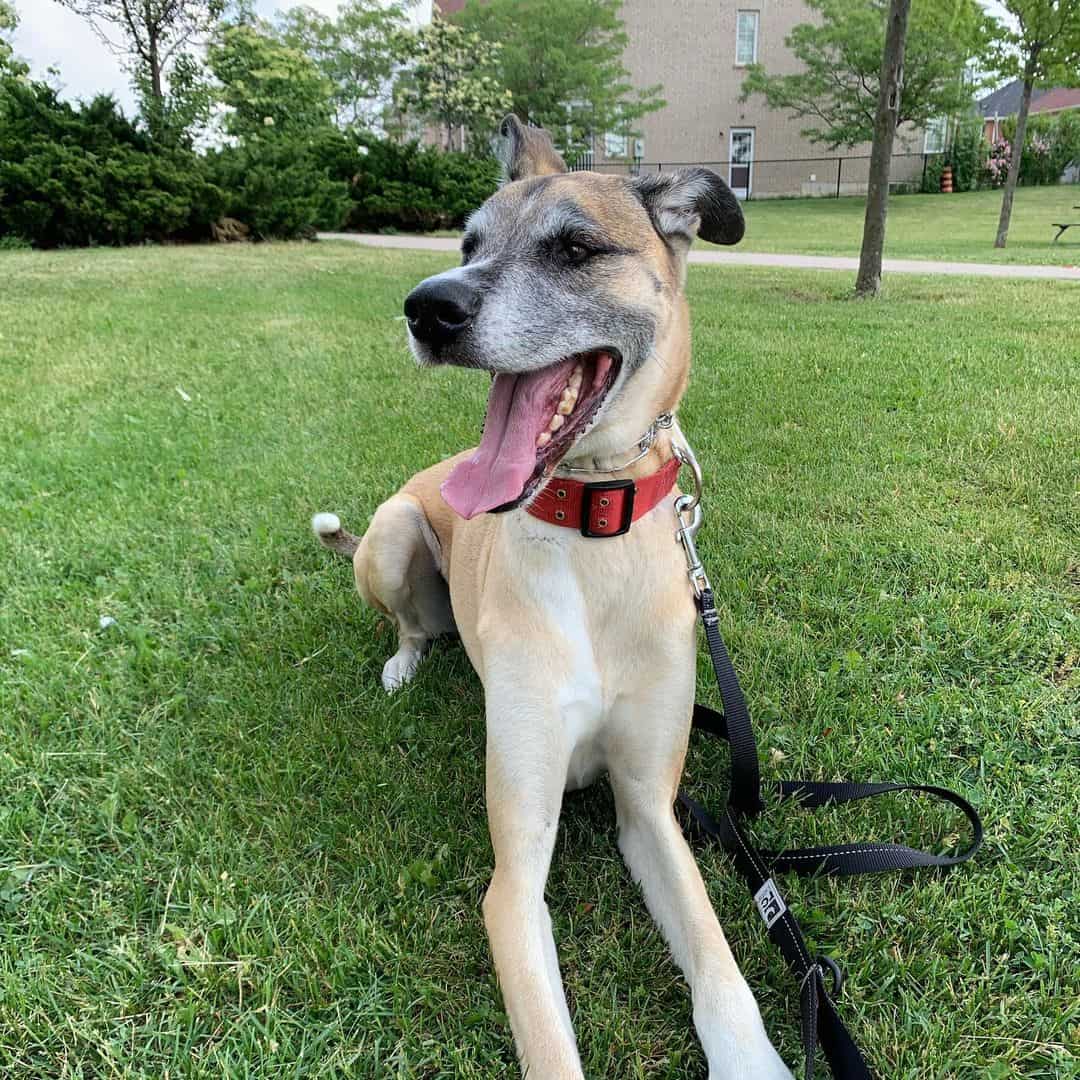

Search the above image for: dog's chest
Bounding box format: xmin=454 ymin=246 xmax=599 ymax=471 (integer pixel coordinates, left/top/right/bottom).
xmin=472 ymin=508 xmax=696 ymax=788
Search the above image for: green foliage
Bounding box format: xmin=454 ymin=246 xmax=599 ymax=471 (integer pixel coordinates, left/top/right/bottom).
xmin=1002 ymin=109 xmax=1080 ymax=185
xmin=275 ymin=0 xmax=409 ymax=129
xmin=348 ymin=137 xmax=499 ymax=232
xmin=0 ymin=0 xmax=27 ymax=77
xmin=205 ymin=130 xmax=354 ymax=240
xmin=392 ymin=16 xmax=512 ymax=152
xmin=948 ymin=116 xmax=987 ymax=192
xmin=453 ymin=0 xmax=664 ymax=158
xmin=0 ymin=75 xmax=223 ymax=248
xmin=135 ymin=51 xmax=215 ymax=148
xmin=741 ymin=0 xmax=994 ymax=149
xmin=54 ymin=0 xmax=224 ymax=143
xmin=921 ymin=152 xmax=946 ymax=193
xmin=208 ymin=21 xmax=334 ymax=140
xmin=920 ymin=119 xmax=992 ymax=194
xmin=988 ymin=0 xmax=1080 ymax=88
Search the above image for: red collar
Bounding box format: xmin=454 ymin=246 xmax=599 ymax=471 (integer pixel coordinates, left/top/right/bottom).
xmin=527 ymin=456 xmax=681 ymax=537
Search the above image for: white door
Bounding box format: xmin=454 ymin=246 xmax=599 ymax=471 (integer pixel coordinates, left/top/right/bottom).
xmin=729 ymin=128 xmax=754 ymax=200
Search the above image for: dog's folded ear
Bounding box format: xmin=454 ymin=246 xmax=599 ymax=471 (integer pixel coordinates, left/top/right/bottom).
xmin=496 ymin=114 xmax=568 ymax=182
xmin=630 ymin=168 xmax=744 ymax=247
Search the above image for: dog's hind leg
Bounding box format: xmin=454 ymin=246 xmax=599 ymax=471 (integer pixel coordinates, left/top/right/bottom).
xmin=351 ymin=494 xmax=455 ymax=691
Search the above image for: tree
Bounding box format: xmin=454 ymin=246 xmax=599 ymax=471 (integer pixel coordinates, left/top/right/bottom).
xmin=453 ymin=0 xmax=663 ymax=158
xmin=741 ymin=0 xmax=993 ymax=148
xmin=392 ymin=16 xmax=512 ymax=152
xmin=207 ymin=21 xmax=334 ymax=140
xmin=856 ymin=0 xmax=911 ymax=297
xmin=991 ymin=0 xmax=1080 ymax=248
xmin=1 ymin=0 xmax=27 ymax=77
xmin=52 ymin=0 xmax=222 ymax=139
xmin=276 ymin=0 xmax=410 ymax=129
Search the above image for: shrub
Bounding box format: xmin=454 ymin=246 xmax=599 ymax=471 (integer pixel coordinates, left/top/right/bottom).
xmin=0 ymin=73 xmax=497 ymax=247
xmin=1001 ymin=110 xmax=1080 ymax=185
xmin=948 ymin=117 xmax=986 ymax=192
xmin=921 ymin=152 xmax=945 ymax=193
xmin=205 ymin=130 xmax=353 ymax=240
xmin=348 ymin=138 xmax=499 ymax=232
xmin=0 ymin=77 xmax=223 ymax=248
xmin=920 ymin=119 xmax=990 ymax=194
xmin=984 ymin=138 xmax=1010 ymax=188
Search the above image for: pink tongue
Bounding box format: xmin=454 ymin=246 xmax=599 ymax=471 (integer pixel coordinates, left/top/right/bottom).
xmin=442 ymin=358 xmax=577 ymax=519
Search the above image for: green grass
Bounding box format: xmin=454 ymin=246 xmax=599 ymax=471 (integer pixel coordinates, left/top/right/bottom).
xmin=731 ymin=184 xmax=1080 ymax=265
xmin=413 ymin=185 xmax=1080 ymax=267
xmin=0 ymin=243 xmax=1077 ymax=1079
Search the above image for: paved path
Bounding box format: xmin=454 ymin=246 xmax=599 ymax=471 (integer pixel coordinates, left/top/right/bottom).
xmin=318 ymin=232 xmax=1080 ymax=282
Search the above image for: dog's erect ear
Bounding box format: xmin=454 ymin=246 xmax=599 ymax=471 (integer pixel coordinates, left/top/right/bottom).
xmin=496 ymin=114 xmax=568 ymax=182
xmin=630 ymin=168 xmax=744 ymax=247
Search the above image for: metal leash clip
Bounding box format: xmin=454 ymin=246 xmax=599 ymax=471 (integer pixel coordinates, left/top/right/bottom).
xmin=672 ymin=442 xmax=710 ymax=598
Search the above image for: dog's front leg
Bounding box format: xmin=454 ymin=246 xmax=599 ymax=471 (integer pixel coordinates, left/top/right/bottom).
xmin=481 ymin=673 xmax=584 ymax=1079
xmin=609 ymin=688 xmax=793 ymax=1080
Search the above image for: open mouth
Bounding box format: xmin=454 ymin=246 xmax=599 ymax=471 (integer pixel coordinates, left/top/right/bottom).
xmin=441 ymin=349 xmax=622 ymax=519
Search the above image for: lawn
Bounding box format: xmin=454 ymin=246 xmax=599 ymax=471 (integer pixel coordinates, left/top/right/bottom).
xmin=732 ymin=184 xmax=1080 ymax=266
xmin=0 ymin=243 xmax=1077 ymax=1079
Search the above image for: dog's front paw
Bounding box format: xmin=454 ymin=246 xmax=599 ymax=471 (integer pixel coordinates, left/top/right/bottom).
xmin=707 ymin=1041 xmax=793 ymax=1080
xmin=697 ymin=983 xmax=794 ymax=1080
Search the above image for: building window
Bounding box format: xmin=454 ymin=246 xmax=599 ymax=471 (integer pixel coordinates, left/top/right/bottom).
xmin=604 ymin=131 xmax=628 ymax=158
xmin=736 ymin=11 xmax=759 ymax=65
xmin=924 ymin=116 xmax=947 ymax=154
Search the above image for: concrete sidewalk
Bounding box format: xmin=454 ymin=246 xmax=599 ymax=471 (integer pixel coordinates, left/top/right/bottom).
xmin=318 ymin=231 xmax=1080 ymax=282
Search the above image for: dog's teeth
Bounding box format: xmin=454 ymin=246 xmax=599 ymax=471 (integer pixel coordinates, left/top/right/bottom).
xmin=557 ymin=398 xmax=574 ymax=415
xmin=548 ymin=413 xmax=564 ymax=432
xmin=536 ymin=431 xmax=552 ymax=448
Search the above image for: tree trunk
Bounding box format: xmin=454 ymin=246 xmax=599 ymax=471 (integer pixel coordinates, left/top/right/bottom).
xmin=855 ymin=0 xmax=912 ymax=298
xmin=994 ymin=55 xmax=1038 ymax=249
xmin=148 ymin=30 xmax=163 ymax=101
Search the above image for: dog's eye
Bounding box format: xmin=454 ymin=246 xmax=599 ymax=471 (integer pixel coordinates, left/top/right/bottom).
xmin=461 ymin=235 xmax=478 ymax=264
xmin=561 ymin=240 xmax=593 ymax=266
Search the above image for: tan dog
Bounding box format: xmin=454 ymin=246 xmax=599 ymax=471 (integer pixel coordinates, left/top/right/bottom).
xmin=314 ymin=117 xmax=792 ymax=1079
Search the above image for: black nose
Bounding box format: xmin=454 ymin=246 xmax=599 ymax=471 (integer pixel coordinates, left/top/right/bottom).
xmin=403 ymin=277 xmax=481 ymax=348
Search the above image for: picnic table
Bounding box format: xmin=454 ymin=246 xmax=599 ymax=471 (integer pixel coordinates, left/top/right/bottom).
xmin=1052 ymin=206 xmax=1080 ymax=243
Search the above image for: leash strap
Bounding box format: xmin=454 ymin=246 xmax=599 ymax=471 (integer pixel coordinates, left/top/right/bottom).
xmin=680 ymin=588 xmax=983 ymax=1080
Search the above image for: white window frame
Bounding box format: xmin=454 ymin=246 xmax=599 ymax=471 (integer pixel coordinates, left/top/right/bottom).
xmin=729 ymin=127 xmax=755 ymax=199
xmin=735 ymin=10 xmax=759 ymax=66
xmin=604 ymin=131 xmax=628 ymax=158
xmin=923 ymin=116 xmax=947 ymax=155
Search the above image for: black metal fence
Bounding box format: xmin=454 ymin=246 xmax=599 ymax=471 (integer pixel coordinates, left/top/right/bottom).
xmin=571 ymin=151 xmax=945 ymax=199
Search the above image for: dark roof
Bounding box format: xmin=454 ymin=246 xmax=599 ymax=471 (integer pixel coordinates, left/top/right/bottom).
xmin=1032 ymin=87 xmax=1080 ymax=113
xmin=977 ymin=79 xmax=1053 ymax=117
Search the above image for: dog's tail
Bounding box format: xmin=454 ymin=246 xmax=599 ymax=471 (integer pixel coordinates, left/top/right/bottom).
xmin=311 ymin=512 xmax=360 ymax=559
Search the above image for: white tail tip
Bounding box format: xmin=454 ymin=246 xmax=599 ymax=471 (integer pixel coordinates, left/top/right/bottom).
xmin=311 ymin=512 xmax=341 ymax=537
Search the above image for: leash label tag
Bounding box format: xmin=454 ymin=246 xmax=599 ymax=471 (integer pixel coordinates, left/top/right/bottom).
xmin=753 ymin=878 xmax=787 ymax=930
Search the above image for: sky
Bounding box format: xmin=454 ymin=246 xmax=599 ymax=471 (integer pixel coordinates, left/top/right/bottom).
xmin=10 ymin=0 xmax=1011 ymax=119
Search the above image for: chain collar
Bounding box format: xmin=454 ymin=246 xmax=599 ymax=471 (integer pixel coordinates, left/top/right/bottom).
xmin=555 ymin=412 xmax=674 ymax=475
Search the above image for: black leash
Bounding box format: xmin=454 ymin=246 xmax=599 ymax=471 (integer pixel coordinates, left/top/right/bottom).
xmin=679 ymin=588 xmax=983 ymax=1080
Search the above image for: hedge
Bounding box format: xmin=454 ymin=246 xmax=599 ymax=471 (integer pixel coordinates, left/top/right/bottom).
xmin=0 ymin=73 xmax=501 ymax=247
